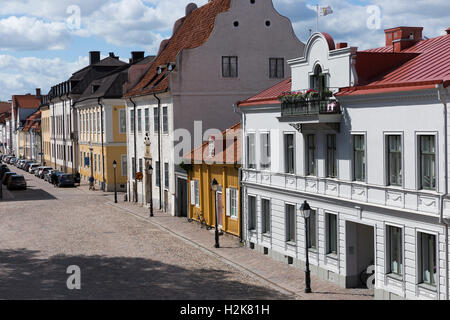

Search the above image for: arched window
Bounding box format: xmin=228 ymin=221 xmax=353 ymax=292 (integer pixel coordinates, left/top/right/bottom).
xmin=311 ymin=65 xmax=327 ymax=98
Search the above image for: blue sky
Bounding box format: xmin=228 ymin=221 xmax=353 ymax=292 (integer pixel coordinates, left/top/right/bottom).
xmin=0 ymin=0 xmax=448 ymax=101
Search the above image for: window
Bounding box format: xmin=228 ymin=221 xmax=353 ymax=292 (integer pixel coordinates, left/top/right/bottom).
xmin=269 ymin=58 xmax=284 ymax=78
xmin=190 ymin=180 xmax=200 ymax=207
xmin=353 ymin=135 xmax=366 ymax=182
xmin=121 ymin=155 xmax=127 ymax=176
xmin=285 ymin=134 xmax=295 ymax=174
xmin=307 ymin=210 xmax=317 ymax=250
xmin=311 ymin=65 xmax=327 ymax=96
xmin=226 ymin=188 xmax=238 ymax=219
xmin=144 ymin=108 xmax=150 ymax=133
xmin=162 ymin=107 xmax=168 ymax=134
xmin=155 ymin=161 xmax=160 ymax=187
xmin=261 ymin=199 xmax=270 ymax=234
xmin=387 ymin=135 xmax=402 ymax=186
xmin=153 ymin=108 xmax=159 ymax=133
xmin=420 ymin=135 xmax=436 ymax=190
xmin=139 ymin=158 xmax=143 ymax=173
xmin=132 ymin=157 xmax=136 ymax=177
xmin=285 ymin=204 xmax=296 ymax=243
xmin=246 ymin=134 xmax=256 ymax=169
xmin=326 ymin=213 xmax=337 ymax=255
xmin=119 ymin=110 xmax=126 ymax=134
xmin=97 ymin=111 xmax=101 ymax=133
xmin=222 ymin=56 xmax=238 ymax=78
xmin=260 ymin=132 xmax=271 ymax=170
xmin=164 ymin=162 xmax=169 ymax=189
xmin=419 ymin=232 xmax=436 ymax=286
xmin=306 ymin=134 xmax=316 ymax=176
xmin=327 ymin=134 xmax=337 ymax=178
xmin=130 ymin=110 xmax=135 ymax=133
xmin=137 ymin=109 xmax=142 ymax=133
xmin=248 ymin=195 xmax=256 ymax=231
xmin=387 ymin=226 xmax=403 ymax=276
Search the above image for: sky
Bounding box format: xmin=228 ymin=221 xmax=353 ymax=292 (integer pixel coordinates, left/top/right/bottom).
xmin=0 ymin=0 xmax=448 ymax=101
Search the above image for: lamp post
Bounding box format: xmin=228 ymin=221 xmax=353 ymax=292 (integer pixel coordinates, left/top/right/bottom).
xmin=300 ymin=200 xmax=312 ymax=293
xmin=211 ymin=178 xmax=220 ymax=248
xmin=112 ymin=160 xmax=117 ymax=203
xmin=147 ymin=163 xmax=154 ymax=217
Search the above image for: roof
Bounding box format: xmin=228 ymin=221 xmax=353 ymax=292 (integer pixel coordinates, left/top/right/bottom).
xmin=238 ymin=78 xmax=291 ymax=107
xmin=0 ymin=102 xmax=11 ymax=114
xmin=338 ymin=33 xmax=450 ymax=96
xmin=183 ymin=122 xmax=241 ymax=164
xmin=22 ymin=110 xmax=41 ymax=132
xmin=125 ymin=0 xmax=231 ymax=98
xmin=12 ymin=95 xmax=40 ymax=109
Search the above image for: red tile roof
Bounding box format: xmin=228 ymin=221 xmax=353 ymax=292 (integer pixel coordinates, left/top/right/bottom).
xmin=338 ymin=34 xmax=450 ymax=96
xmin=0 ymin=102 xmax=11 ymax=114
xmin=22 ymin=110 xmax=41 ymax=132
xmin=184 ymin=122 xmax=241 ymax=164
xmin=238 ymin=78 xmax=290 ymax=107
xmin=124 ymin=0 xmax=231 ymax=98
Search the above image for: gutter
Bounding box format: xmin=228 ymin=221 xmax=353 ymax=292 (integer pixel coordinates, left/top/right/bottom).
xmin=129 ymin=97 xmax=138 ymax=202
xmin=98 ymin=98 xmax=106 ymax=191
xmin=437 ymin=83 xmax=449 ymax=300
xmin=234 ymin=103 xmax=245 ymax=243
xmin=154 ymin=93 xmax=162 ymax=210
xmin=62 ymin=97 xmax=67 ymax=172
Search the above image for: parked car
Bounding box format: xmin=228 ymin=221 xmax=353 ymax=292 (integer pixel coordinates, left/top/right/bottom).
xmin=21 ymin=161 xmax=33 ymax=170
xmin=0 ymin=166 xmax=10 ymax=180
xmin=38 ymin=167 xmax=53 ymax=179
xmin=7 ymin=175 xmax=27 ymax=190
xmin=2 ymin=171 xmax=16 ymax=185
xmin=24 ymin=162 xmax=34 ymax=171
xmin=44 ymin=170 xmax=54 ymax=182
xmin=28 ymin=164 xmax=40 ymax=174
xmin=8 ymin=157 xmax=16 ymax=165
xmin=57 ymin=174 xmax=75 ymax=188
xmin=34 ymin=167 xmax=44 ymax=177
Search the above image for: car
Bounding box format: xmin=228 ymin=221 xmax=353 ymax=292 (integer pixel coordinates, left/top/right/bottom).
xmin=24 ymin=162 xmax=35 ymax=171
xmin=7 ymin=175 xmax=27 ymax=190
xmin=2 ymin=172 xmax=16 ymax=185
xmin=0 ymin=166 xmax=10 ymax=180
xmin=38 ymin=167 xmax=53 ymax=179
xmin=44 ymin=170 xmax=54 ymax=182
xmin=57 ymin=174 xmax=75 ymax=188
xmin=8 ymin=157 xmax=16 ymax=165
xmin=28 ymin=164 xmax=40 ymax=174
xmin=34 ymin=166 xmax=45 ymax=177
xmin=21 ymin=161 xmax=33 ymax=170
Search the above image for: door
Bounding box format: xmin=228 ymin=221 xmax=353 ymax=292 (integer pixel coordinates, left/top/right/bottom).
xmin=217 ymin=191 xmax=223 ymax=228
xmin=177 ymin=178 xmax=188 ymax=217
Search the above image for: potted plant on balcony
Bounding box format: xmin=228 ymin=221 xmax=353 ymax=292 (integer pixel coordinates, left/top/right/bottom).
xmin=278 ymin=91 xmax=305 ymax=103
xmin=305 ymin=89 xmax=319 ymax=100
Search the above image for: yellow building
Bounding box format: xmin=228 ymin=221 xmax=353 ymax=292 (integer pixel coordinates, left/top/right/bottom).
xmin=40 ymin=100 xmax=53 ymax=167
xmin=184 ymin=123 xmax=241 ymax=238
xmin=75 ymin=69 xmax=129 ymax=192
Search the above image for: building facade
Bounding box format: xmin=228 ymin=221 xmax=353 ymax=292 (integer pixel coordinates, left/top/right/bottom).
xmin=239 ymin=29 xmax=450 ymax=300
xmin=123 ymin=0 xmax=305 ymax=217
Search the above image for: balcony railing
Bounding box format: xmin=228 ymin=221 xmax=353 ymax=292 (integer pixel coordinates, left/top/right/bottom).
xmin=281 ymin=99 xmax=341 ymax=117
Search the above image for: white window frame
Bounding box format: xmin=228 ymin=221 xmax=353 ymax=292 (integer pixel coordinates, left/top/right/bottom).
xmin=351 ymin=132 xmax=367 ymax=183
xmin=121 ymin=155 xmax=127 ymax=177
xmin=261 ymin=197 xmax=271 ymax=235
xmin=385 ymin=223 xmax=404 ymax=279
xmin=190 ymin=180 xmax=200 ymax=207
xmin=226 ymin=187 xmax=239 ymax=219
xmin=119 ymin=109 xmax=127 ymax=134
xmin=416 ymin=132 xmax=438 ymax=191
xmin=383 ymin=132 xmax=404 ymax=187
xmin=285 ymin=202 xmax=296 ymax=244
xmin=260 ymin=131 xmax=271 ymax=170
xmin=416 ymin=229 xmax=438 ymax=289
xmin=325 ymin=212 xmax=338 ymax=256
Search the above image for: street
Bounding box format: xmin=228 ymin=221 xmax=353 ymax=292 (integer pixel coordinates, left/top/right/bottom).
xmin=0 ymin=165 xmax=290 ymax=300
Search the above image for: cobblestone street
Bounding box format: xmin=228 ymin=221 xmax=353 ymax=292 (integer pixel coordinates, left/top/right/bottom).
xmin=0 ymin=165 xmax=373 ymax=300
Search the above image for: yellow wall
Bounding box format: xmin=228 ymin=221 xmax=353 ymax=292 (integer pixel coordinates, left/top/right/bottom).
xmin=41 ymin=107 xmax=52 ymax=166
xmin=189 ymin=164 xmax=241 ymax=238
xmin=112 ymin=105 xmax=127 ymax=143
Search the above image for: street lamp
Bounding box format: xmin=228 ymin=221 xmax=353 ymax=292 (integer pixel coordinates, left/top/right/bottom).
xmin=211 ymin=178 xmax=220 ymax=248
xmin=147 ymin=164 xmax=154 ymax=217
xmin=300 ymin=200 xmax=312 ymax=293
xmin=112 ymin=160 xmax=117 ymax=203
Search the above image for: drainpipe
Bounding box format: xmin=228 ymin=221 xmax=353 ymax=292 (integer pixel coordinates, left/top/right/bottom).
xmin=98 ymin=98 xmax=106 ymax=191
xmin=234 ymin=103 xmax=245 ymax=243
xmin=66 ymin=93 xmax=75 ymax=174
xmin=52 ymin=103 xmax=56 ymax=168
xmin=437 ymin=83 xmax=449 ymax=300
xmin=62 ymin=96 xmax=67 ymax=172
xmin=154 ymin=93 xmax=162 ymax=210
xmin=129 ymin=97 xmax=138 ymax=202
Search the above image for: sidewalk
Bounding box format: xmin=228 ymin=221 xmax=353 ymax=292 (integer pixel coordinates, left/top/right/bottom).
xmin=105 ymin=195 xmax=374 ymax=300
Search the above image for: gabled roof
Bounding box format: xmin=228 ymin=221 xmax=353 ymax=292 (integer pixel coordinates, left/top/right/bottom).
xmin=12 ymin=95 xmax=40 ymax=109
xmin=125 ymin=0 xmax=231 ymax=98
xmin=0 ymin=102 xmax=11 ymax=114
xmin=22 ymin=110 xmax=41 ymax=132
xmin=338 ymin=33 xmax=450 ymax=96
xmin=238 ymin=78 xmax=291 ymax=107
xmin=183 ymin=122 xmax=241 ymax=164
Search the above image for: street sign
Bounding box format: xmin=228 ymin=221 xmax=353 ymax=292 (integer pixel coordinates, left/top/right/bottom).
xmin=135 ymin=172 xmax=143 ymax=181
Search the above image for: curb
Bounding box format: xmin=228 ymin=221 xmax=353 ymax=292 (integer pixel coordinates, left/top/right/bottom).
xmin=106 ymin=201 xmax=299 ymax=299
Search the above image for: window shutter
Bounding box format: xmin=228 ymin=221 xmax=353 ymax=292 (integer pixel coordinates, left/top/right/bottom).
xmin=226 ymin=188 xmax=231 ymax=216
xmin=190 ymin=181 xmax=195 ymax=205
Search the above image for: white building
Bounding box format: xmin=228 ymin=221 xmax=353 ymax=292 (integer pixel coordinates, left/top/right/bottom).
xmin=239 ymin=28 xmax=450 ymax=300
xmin=123 ymin=0 xmax=304 ymax=217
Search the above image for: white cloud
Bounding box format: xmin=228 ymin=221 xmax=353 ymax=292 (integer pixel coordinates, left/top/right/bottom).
xmin=0 ymin=55 xmax=88 ymax=100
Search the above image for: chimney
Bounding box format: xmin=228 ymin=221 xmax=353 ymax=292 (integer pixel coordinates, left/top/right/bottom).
xmin=89 ymin=51 xmax=101 ymax=65
xmin=186 ymin=3 xmax=198 ymax=16
xmin=446 ymin=28 xmax=450 ymax=35
xmin=336 ymin=42 xmax=348 ymax=49
xmin=384 ymin=27 xmax=423 ymax=52
xmin=130 ymin=51 xmax=145 ymax=63
xmin=35 ymin=88 xmax=41 ymax=97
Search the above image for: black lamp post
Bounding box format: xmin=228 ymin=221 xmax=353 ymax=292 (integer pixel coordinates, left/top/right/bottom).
xmin=211 ymin=178 xmax=220 ymax=248
xmin=89 ymin=143 xmax=94 ymax=184
xmin=300 ymin=200 xmax=312 ymax=293
xmin=148 ymin=163 xmax=154 ymax=217
xmin=112 ymin=160 xmax=117 ymax=203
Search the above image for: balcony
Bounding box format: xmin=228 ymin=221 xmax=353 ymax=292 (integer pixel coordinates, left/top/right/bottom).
xmin=278 ymin=97 xmax=342 ymax=132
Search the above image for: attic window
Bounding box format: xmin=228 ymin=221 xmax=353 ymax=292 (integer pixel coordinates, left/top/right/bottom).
xmin=233 ymin=21 xmax=239 ymax=27
xmin=265 ymin=20 xmax=271 ymax=27
xmin=92 ymin=85 xmax=100 ymax=93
